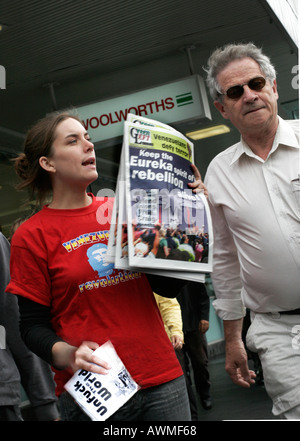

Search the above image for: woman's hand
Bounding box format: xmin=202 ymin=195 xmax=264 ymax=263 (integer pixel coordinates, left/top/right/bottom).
xmin=72 ymin=341 xmax=111 ymax=374
xmin=171 ymin=335 xmax=183 ymax=350
xmin=52 ymin=340 xmax=111 ymax=374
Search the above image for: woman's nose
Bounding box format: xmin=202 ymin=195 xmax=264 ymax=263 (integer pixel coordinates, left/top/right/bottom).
xmin=84 ymin=138 xmax=94 ymax=150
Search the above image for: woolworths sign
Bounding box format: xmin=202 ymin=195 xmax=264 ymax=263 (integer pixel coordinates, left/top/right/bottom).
xmin=75 ymin=75 xmax=211 ymax=145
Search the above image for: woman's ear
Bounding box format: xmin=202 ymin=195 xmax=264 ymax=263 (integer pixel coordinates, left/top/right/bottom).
xmin=39 ymin=156 xmax=56 ymax=173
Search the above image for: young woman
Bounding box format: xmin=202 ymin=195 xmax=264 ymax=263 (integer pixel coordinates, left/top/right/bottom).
xmin=6 ymin=112 xmax=205 ymax=421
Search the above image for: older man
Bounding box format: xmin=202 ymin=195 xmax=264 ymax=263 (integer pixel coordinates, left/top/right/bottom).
xmin=204 ymin=43 xmax=300 ymax=419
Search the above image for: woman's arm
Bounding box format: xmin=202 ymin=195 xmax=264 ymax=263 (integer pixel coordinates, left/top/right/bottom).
xmin=17 ymin=296 xmax=64 ymax=366
xmin=17 ymin=296 xmax=111 ymax=374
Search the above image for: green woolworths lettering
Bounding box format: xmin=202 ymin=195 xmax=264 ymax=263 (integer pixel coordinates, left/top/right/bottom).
xmin=176 ymin=92 xmax=193 ymax=106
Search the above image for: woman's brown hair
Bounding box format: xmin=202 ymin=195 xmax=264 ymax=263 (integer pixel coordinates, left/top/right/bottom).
xmin=14 ymin=112 xmax=82 ymax=205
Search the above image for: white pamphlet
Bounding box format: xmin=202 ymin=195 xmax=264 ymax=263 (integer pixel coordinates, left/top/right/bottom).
xmin=65 ymin=341 xmax=139 ymax=421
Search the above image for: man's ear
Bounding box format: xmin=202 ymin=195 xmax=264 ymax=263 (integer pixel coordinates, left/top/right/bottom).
xmin=272 ymin=79 xmax=279 ymax=101
xmin=39 ymin=156 xmax=56 ymax=173
xmin=214 ymin=100 xmax=229 ymax=120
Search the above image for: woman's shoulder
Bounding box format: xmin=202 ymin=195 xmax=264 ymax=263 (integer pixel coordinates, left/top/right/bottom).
xmin=11 ymin=210 xmax=47 ymax=246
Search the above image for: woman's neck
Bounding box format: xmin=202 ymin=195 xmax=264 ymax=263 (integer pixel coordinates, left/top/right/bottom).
xmin=48 ymin=189 xmax=92 ymax=209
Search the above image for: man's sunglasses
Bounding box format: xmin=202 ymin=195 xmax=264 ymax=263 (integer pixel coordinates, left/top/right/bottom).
xmin=218 ymin=76 xmax=266 ymax=100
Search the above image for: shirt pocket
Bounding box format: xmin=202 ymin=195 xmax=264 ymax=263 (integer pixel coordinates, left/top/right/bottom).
xmin=291 ymin=177 xmax=300 ymax=215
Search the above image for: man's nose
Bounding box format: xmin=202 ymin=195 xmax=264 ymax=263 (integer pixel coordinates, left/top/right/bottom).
xmin=242 ymin=85 xmax=258 ymax=102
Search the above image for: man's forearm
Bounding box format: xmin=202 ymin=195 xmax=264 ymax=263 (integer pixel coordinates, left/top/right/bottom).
xmin=222 ymin=318 xmax=255 ymax=388
xmin=223 ymin=318 xmax=244 ymax=342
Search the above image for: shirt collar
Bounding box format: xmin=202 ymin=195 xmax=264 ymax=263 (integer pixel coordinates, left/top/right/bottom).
xmin=230 ymin=116 xmax=299 ymax=165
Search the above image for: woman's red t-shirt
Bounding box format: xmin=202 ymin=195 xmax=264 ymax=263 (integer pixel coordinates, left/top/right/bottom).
xmin=7 ymin=195 xmax=182 ymax=395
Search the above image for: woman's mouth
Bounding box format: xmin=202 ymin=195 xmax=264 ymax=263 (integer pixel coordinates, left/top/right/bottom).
xmin=82 ymin=157 xmax=96 ymax=168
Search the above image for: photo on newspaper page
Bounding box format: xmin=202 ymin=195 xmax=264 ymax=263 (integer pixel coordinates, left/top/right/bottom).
xmin=114 ymin=153 xmax=206 ymax=282
xmin=124 ymin=120 xmax=213 ymax=273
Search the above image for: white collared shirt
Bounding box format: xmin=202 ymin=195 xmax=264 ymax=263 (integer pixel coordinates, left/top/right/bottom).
xmin=204 ymin=117 xmax=300 ymax=319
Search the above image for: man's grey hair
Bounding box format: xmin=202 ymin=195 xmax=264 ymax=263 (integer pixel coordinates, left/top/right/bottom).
xmin=204 ymin=42 xmax=277 ymax=101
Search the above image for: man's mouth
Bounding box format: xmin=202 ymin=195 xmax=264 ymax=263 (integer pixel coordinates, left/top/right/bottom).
xmin=244 ymin=106 xmax=264 ymax=115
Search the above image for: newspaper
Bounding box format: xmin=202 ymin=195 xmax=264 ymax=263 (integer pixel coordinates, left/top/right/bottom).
xmin=108 ymin=114 xmax=213 ymax=282
xmin=106 ymin=157 xmax=123 ymax=263
xmin=64 ymin=341 xmax=139 ymax=421
xmin=112 ymin=157 xmax=205 ymax=282
xmin=107 ymin=114 xmax=213 ymax=282
xmin=107 ymin=115 xmax=178 ymax=264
